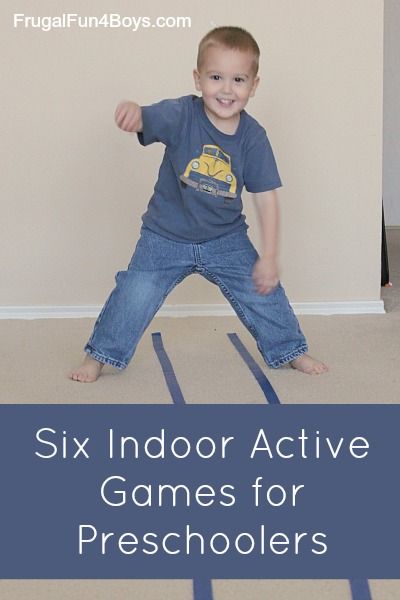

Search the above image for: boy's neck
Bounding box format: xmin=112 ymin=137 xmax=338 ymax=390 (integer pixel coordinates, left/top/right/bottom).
xmin=203 ymin=105 xmax=241 ymax=135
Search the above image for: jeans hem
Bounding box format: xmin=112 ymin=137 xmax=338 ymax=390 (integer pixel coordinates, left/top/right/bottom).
xmin=84 ymin=345 xmax=127 ymax=370
xmin=268 ymin=344 xmax=308 ymax=369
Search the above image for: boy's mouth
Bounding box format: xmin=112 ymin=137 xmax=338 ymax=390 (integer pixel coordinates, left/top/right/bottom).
xmin=217 ymin=98 xmax=235 ymax=106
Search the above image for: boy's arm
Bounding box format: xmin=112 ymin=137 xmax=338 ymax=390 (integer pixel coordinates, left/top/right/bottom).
xmin=115 ymin=101 xmax=143 ymax=132
xmin=252 ymin=189 xmax=280 ymax=295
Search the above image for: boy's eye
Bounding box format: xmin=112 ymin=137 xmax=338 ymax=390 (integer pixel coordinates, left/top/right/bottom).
xmin=211 ymin=75 xmax=221 ymax=81
xmin=234 ymin=77 xmax=245 ymax=83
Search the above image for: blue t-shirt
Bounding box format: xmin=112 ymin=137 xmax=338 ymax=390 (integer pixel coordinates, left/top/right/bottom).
xmin=138 ymin=95 xmax=281 ymax=242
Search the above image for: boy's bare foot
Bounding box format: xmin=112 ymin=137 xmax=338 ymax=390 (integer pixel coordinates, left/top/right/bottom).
xmin=290 ymin=354 xmax=328 ymax=375
xmin=69 ymin=356 xmax=104 ymax=383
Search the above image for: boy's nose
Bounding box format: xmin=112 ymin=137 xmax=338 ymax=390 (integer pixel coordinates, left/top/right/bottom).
xmin=221 ymin=79 xmax=233 ymax=94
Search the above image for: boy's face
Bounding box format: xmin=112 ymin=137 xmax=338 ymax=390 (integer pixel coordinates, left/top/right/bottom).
xmin=193 ymin=44 xmax=259 ymax=131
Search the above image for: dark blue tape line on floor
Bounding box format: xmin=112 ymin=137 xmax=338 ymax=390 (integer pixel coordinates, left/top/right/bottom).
xmin=228 ymin=333 xmax=373 ymax=599
xmin=227 ymin=333 xmax=281 ymax=405
xmin=152 ymin=332 xmax=214 ymax=600
xmin=350 ymin=579 xmax=372 ymax=600
xmin=193 ymin=577 xmax=214 ymax=600
xmin=151 ymin=332 xmax=185 ymax=405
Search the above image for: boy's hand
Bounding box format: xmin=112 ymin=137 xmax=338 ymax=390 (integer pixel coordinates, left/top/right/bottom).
xmin=252 ymin=256 xmax=279 ymax=295
xmin=115 ymin=101 xmax=143 ymax=132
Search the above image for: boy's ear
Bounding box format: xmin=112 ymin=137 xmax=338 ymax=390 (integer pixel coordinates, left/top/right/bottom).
xmin=193 ymin=69 xmax=202 ymax=91
xmin=250 ymin=76 xmax=260 ymax=98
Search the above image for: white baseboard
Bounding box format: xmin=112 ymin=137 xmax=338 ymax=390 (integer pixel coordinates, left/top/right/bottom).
xmin=291 ymin=301 xmax=385 ymax=315
xmin=0 ymin=300 xmax=385 ymax=320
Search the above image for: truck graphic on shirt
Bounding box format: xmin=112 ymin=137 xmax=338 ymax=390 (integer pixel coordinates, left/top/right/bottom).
xmin=180 ymin=144 xmax=237 ymax=199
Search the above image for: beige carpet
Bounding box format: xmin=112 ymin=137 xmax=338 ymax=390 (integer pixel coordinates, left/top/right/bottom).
xmin=1 ymin=301 xmax=399 ymax=406
xmin=2 ymin=580 xmax=400 ymax=600
xmin=1 ymin=230 xmax=399 ymax=599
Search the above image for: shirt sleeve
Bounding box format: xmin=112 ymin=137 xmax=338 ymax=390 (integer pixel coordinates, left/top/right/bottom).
xmin=137 ymin=97 xmax=187 ymax=148
xmin=243 ymin=127 xmax=282 ymax=193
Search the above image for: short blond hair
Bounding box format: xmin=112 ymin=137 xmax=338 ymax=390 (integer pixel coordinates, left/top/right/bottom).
xmin=197 ymin=26 xmax=260 ymax=75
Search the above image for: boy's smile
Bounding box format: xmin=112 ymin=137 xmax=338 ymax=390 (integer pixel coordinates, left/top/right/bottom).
xmin=193 ymin=45 xmax=259 ymax=134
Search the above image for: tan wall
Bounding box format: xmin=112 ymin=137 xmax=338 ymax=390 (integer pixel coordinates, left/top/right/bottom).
xmin=1 ymin=0 xmax=383 ymax=307
xmin=383 ymin=0 xmax=400 ymax=225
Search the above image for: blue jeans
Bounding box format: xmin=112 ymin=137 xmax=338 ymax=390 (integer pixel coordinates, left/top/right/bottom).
xmin=85 ymin=226 xmax=308 ymax=369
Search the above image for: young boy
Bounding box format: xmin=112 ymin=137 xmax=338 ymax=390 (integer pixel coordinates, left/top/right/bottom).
xmin=70 ymin=26 xmax=327 ymax=383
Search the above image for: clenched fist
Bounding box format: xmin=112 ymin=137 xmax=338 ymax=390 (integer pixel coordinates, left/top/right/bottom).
xmin=114 ymin=101 xmax=143 ymax=132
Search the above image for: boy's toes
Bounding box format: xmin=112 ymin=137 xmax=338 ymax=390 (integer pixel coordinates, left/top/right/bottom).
xmin=69 ymin=357 xmax=104 ymax=383
xmin=291 ymin=354 xmax=328 ymax=375
xmin=69 ymin=370 xmax=82 ymax=382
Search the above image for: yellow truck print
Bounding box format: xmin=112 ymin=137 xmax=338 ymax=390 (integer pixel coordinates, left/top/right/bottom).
xmin=180 ymin=145 xmax=237 ymax=199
